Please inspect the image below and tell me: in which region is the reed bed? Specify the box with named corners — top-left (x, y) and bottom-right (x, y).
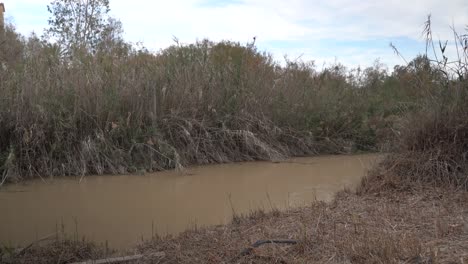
top-left (0, 25), bottom-right (410, 182)
top-left (3, 16), bottom-right (468, 264)
top-left (361, 18), bottom-right (468, 192)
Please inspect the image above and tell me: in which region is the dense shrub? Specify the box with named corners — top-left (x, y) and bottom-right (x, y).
top-left (0, 23), bottom-right (437, 182)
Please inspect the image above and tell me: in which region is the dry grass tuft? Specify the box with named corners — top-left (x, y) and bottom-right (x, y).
top-left (2, 240), bottom-right (106, 264)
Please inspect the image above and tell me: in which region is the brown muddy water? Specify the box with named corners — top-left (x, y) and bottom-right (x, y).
top-left (0, 154), bottom-right (382, 249)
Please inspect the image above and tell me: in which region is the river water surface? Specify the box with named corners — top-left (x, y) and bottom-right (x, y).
top-left (0, 154), bottom-right (382, 248)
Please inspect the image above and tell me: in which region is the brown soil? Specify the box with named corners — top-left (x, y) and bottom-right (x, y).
top-left (7, 186), bottom-right (468, 264)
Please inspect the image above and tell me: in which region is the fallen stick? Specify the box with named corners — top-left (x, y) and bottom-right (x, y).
top-left (70, 252), bottom-right (165, 264)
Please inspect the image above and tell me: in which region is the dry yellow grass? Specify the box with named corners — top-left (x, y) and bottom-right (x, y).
top-left (134, 187), bottom-right (468, 264)
top-left (10, 184), bottom-right (467, 264)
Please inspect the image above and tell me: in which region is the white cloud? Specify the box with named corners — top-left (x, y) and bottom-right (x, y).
top-left (4, 0), bottom-right (468, 68)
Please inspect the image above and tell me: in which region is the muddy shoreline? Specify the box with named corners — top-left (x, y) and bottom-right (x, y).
top-left (1, 154), bottom-right (382, 250)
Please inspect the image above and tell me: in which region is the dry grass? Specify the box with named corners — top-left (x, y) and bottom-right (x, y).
top-left (131, 187), bottom-right (468, 264)
top-left (2, 240), bottom-right (106, 264)
top-left (7, 187), bottom-right (468, 264)
top-left (360, 104), bottom-right (468, 192)
top-left (0, 23), bottom-right (414, 183)
top-left (5, 161), bottom-right (468, 264)
top-left (359, 17), bottom-right (468, 193)
top-left (3, 15), bottom-right (468, 264)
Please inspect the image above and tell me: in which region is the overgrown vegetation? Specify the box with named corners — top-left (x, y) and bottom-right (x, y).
top-left (2, 0), bottom-right (468, 260)
top-left (361, 17), bottom-right (468, 192)
top-left (0, 29), bottom-right (406, 182)
top-left (0, 0), bottom-right (466, 191)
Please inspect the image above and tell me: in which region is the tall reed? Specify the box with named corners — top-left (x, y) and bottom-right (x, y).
top-left (0, 24), bottom-right (424, 182)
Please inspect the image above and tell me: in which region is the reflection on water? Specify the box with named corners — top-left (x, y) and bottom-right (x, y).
top-left (0, 154), bottom-right (382, 248)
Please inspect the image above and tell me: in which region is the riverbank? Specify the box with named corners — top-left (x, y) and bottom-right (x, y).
top-left (0, 154), bottom-right (381, 250)
top-left (0, 23), bottom-right (406, 183)
top-left (5, 180), bottom-right (468, 264)
top-left (2, 13), bottom-right (468, 263)
top-left (141, 186), bottom-right (468, 263)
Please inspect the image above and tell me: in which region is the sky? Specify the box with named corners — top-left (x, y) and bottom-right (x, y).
top-left (3, 0), bottom-right (468, 69)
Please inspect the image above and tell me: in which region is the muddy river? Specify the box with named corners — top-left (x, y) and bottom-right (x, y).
top-left (0, 154), bottom-right (382, 248)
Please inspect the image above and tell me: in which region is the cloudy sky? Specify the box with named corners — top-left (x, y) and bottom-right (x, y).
top-left (3, 0), bottom-right (468, 69)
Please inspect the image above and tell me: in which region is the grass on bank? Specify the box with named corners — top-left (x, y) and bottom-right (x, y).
top-left (361, 18), bottom-right (468, 192)
top-left (4, 16), bottom-right (468, 263)
top-left (6, 187), bottom-right (468, 264)
top-left (0, 21), bottom-right (447, 183)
